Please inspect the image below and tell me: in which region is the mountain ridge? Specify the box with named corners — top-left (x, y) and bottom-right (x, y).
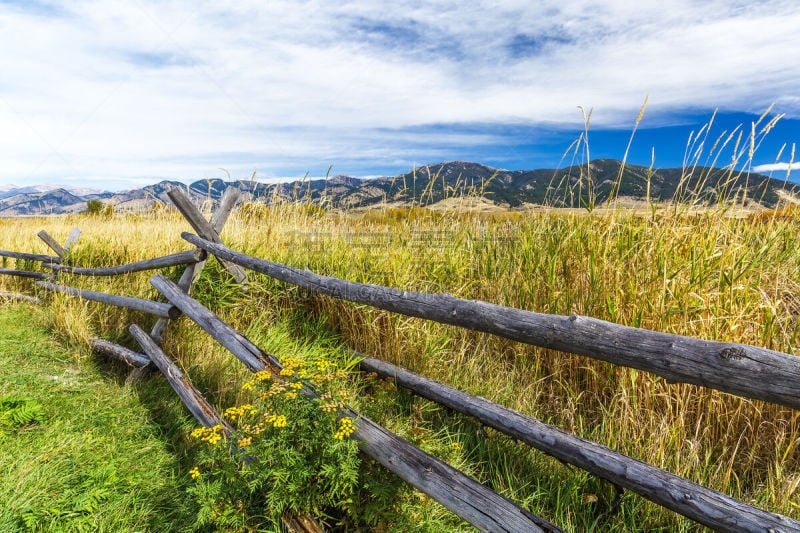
top-left (2, 159), bottom-right (799, 215)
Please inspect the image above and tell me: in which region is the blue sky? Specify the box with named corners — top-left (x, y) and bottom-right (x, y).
top-left (1, 1), bottom-right (799, 191)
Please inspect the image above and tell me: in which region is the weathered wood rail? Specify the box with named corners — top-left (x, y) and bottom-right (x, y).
top-left (358, 356), bottom-right (798, 532)
top-left (44, 249), bottom-right (205, 276)
top-left (91, 337), bottom-right (151, 368)
top-left (36, 229), bottom-right (69, 258)
top-left (0, 249), bottom-right (60, 263)
top-left (0, 291), bottom-right (42, 304)
top-left (36, 281), bottom-right (181, 319)
top-left (0, 268), bottom-right (51, 280)
top-left (182, 232), bottom-right (800, 412)
top-left (129, 323), bottom-right (231, 430)
top-left (4, 185), bottom-right (800, 532)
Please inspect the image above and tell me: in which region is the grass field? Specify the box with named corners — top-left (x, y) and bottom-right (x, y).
top-left (1, 201), bottom-right (799, 531)
top-left (0, 303), bottom-right (196, 531)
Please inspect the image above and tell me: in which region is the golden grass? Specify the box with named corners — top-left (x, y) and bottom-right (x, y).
top-left (2, 202), bottom-right (800, 529)
top-left (233, 203), bottom-right (800, 526)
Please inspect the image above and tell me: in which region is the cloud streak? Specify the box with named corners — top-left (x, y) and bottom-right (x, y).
top-left (0, 0), bottom-right (798, 189)
top-left (753, 162), bottom-right (799, 174)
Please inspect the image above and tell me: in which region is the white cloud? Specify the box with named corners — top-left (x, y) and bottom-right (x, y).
top-left (0, 0), bottom-right (799, 187)
top-left (753, 162), bottom-right (799, 174)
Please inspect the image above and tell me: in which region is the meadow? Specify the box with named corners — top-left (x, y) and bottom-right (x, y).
top-left (1, 197), bottom-right (799, 531)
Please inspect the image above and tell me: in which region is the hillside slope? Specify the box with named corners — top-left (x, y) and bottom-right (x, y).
top-left (2, 159), bottom-right (799, 215)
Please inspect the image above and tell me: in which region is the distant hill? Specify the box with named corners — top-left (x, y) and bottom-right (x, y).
top-left (0, 184), bottom-right (105, 201)
top-left (1, 160), bottom-right (799, 216)
top-left (0, 188), bottom-right (113, 215)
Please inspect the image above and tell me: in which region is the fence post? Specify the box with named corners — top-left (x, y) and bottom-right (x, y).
top-left (150, 186), bottom-right (242, 345)
top-left (64, 227), bottom-right (81, 251)
top-left (167, 188), bottom-right (247, 283)
top-left (37, 230), bottom-right (68, 259)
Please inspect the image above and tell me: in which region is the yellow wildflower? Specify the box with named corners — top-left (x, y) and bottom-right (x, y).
top-left (334, 417), bottom-right (356, 440)
top-left (192, 424), bottom-right (225, 445)
top-left (189, 467), bottom-right (201, 480)
top-left (319, 394), bottom-right (342, 413)
top-left (191, 426), bottom-right (219, 444)
top-left (238, 437), bottom-right (252, 447)
top-left (266, 382), bottom-right (287, 397)
top-left (281, 357), bottom-right (305, 369)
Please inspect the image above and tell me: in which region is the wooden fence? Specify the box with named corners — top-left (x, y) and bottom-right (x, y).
top-left (1, 186), bottom-right (799, 532)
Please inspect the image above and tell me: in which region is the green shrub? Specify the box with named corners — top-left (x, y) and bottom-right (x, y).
top-left (85, 200), bottom-right (113, 217)
top-left (188, 356), bottom-right (360, 530)
top-left (0, 396), bottom-right (44, 431)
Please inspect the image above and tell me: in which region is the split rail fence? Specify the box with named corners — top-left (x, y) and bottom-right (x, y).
top-left (1, 186), bottom-right (799, 532)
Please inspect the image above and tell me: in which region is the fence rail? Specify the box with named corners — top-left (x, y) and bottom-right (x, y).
top-left (0, 249), bottom-right (60, 263)
top-left (0, 268), bottom-right (51, 280)
top-left (182, 232), bottom-right (800, 412)
top-left (44, 249), bottom-right (204, 276)
top-left (3, 185), bottom-right (800, 532)
top-left (36, 281), bottom-right (181, 319)
top-left (90, 337), bottom-right (151, 368)
top-left (358, 356), bottom-right (796, 531)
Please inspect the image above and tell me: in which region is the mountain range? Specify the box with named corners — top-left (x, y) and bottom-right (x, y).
top-left (1, 159), bottom-right (799, 216)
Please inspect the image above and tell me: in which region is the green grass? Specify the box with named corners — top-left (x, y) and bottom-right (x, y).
top-left (0, 303), bottom-right (196, 532)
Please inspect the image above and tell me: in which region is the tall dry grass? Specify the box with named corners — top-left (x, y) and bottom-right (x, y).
top-left (229, 204), bottom-right (800, 526)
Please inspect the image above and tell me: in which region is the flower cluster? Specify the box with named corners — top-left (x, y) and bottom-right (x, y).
top-left (224, 404), bottom-right (258, 421)
top-left (282, 382), bottom-right (302, 400)
top-left (260, 380), bottom-right (287, 399)
top-left (266, 414), bottom-right (288, 428)
top-left (311, 360), bottom-right (344, 386)
top-left (239, 422), bottom-right (265, 436)
top-left (185, 352), bottom-right (362, 530)
top-left (189, 354), bottom-right (357, 485)
top-left (278, 357), bottom-right (309, 379)
top-left (319, 392), bottom-right (343, 413)
top-left (241, 370), bottom-right (273, 391)
top-left (334, 417), bottom-right (356, 440)
top-left (191, 424), bottom-right (225, 445)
